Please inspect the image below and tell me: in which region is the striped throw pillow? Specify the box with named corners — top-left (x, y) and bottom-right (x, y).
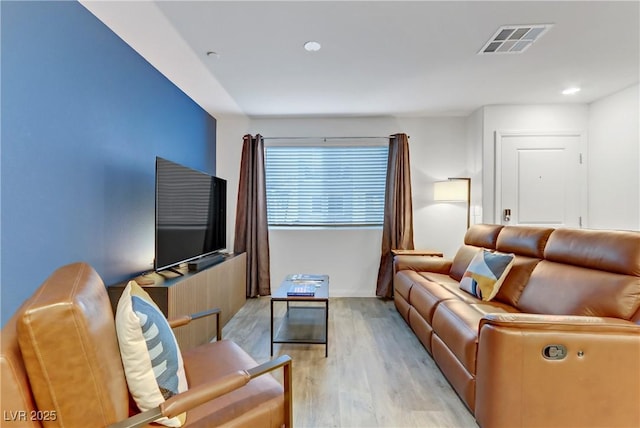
top-left (115, 281), bottom-right (188, 427)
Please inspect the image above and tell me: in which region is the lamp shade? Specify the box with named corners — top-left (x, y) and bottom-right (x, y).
top-left (433, 180), bottom-right (468, 202)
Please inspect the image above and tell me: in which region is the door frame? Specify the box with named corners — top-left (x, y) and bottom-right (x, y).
top-left (494, 130), bottom-right (588, 227)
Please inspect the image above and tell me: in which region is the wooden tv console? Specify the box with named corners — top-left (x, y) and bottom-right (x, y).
top-left (107, 252), bottom-right (246, 351)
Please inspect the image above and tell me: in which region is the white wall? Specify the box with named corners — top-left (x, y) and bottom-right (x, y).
top-left (466, 108), bottom-right (484, 225)
top-left (244, 116), bottom-right (469, 297)
top-left (215, 113), bottom-right (251, 251)
top-left (396, 117), bottom-right (469, 257)
top-left (216, 94), bottom-right (638, 299)
top-left (480, 104), bottom-right (589, 223)
top-left (587, 84), bottom-right (640, 230)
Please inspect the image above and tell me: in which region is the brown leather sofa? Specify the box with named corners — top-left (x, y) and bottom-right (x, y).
top-left (1, 262), bottom-right (292, 427)
top-left (394, 224), bottom-right (640, 428)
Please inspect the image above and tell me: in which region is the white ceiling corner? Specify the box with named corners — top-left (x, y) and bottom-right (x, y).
top-left (79, 0), bottom-right (244, 117)
top-left (81, 1), bottom-right (640, 119)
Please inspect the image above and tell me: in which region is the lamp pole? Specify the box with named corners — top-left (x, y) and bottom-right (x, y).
top-left (449, 177), bottom-right (471, 229)
top-left (433, 177), bottom-right (472, 229)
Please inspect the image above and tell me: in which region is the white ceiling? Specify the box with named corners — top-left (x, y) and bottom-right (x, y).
top-left (82, 1), bottom-right (639, 118)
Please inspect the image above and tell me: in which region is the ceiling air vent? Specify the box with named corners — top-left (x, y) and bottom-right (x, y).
top-left (479, 24), bottom-right (552, 54)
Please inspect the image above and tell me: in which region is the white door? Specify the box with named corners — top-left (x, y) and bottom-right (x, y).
top-left (495, 131), bottom-right (586, 228)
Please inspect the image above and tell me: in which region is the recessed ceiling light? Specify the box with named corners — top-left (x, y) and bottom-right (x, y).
top-left (562, 87), bottom-right (581, 95)
top-left (303, 41), bottom-right (321, 52)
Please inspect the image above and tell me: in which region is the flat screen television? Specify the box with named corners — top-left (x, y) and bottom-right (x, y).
top-left (155, 157), bottom-right (227, 272)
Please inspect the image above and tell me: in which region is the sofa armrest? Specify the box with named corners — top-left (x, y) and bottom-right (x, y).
top-left (480, 312), bottom-right (640, 333)
top-left (169, 307), bottom-right (222, 340)
top-left (393, 255), bottom-right (452, 275)
top-left (108, 355), bottom-right (293, 428)
top-left (475, 313), bottom-right (640, 428)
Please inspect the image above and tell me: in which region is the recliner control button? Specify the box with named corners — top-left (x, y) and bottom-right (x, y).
top-left (542, 344), bottom-right (567, 360)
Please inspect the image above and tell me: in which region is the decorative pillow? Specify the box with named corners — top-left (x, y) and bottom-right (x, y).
top-left (459, 250), bottom-right (515, 301)
top-left (115, 281), bottom-right (188, 427)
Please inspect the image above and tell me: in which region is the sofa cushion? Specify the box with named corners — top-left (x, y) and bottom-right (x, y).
top-left (431, 334), bottom-right (476, 412)
top-left (460, 250), bottom-right (515, 301)
top-left (419, 272), bottom-right (478, 303)
top-left (493, 256), bottom-right (541, 307)
top-left (450, 245), bottom-right (482, 281)
top-left (469, 302), bottom-right (521, 315)
top-left (409, 307), bottom-right (434, 353)
top-left (432, 300), bottom-right (484, 374)
top-left (419, 271), bottom-right (460, 288)
top-left (544, 228), bottom-right (640, 276)
top-left (496, 226), bottom-right (554, 258)
top-left (464, 224), bottom-right (504, 248)
top-left (410, 279), bottom-right (459, 324)
top-left (182, 340), bottom-right (285, 427)
top-left (394, 271), bottom-right (416, 322)
top-left (395, 293), bottom-right (412, 323)
top-left (449, 225), bottom-right (503, 281)
top-left (518, 261), bottom-right (640, 319)
top-left (115, 281), bottom-right (188, 427)
top-left (394, 270), bottom-right (415, 302)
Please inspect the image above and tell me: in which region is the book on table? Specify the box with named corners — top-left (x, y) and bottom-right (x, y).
top-left (287, 284), bottom-right (317, 296)
top-left (286, 274), bottom-right (326, 286)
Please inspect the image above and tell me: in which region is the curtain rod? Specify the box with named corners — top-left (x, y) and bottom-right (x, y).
top-left (261, 136), bottom-right (407, 141)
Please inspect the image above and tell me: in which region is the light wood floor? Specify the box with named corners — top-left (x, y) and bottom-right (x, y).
top-left (222, 297), bottom-right (478, 428)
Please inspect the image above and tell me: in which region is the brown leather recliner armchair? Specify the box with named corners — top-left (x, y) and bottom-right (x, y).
top-left (1, 262), bottom-right (292, 427)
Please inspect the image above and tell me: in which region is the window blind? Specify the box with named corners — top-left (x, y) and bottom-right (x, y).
top-left (265, 145), bottom-right (389, 226)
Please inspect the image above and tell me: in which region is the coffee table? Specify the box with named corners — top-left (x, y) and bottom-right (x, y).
top-left (270, 274), bottom-right (329, 357)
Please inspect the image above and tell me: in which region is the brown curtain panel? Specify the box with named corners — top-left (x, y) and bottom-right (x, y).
top-left (234, 134), bottom-right (271, 297)
top-left (376, 133), bottom-right (415, 298)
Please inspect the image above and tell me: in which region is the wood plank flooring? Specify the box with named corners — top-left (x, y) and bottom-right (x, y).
top-left (221, 297), bottom-right (478, 428)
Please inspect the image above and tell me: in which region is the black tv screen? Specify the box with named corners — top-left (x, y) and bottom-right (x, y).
top-left (155, 157), bottom-right (226, 271)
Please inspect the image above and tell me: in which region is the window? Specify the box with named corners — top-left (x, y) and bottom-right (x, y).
top-left (265, 145), bottom-right (389, 227)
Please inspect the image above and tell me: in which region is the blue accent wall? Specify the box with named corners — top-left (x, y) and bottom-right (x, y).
top-left (1, 1), bottom-right (217, 324)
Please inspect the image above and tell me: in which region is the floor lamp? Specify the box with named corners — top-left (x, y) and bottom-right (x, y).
top-left (433, 177), bottom-right (471, 229)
